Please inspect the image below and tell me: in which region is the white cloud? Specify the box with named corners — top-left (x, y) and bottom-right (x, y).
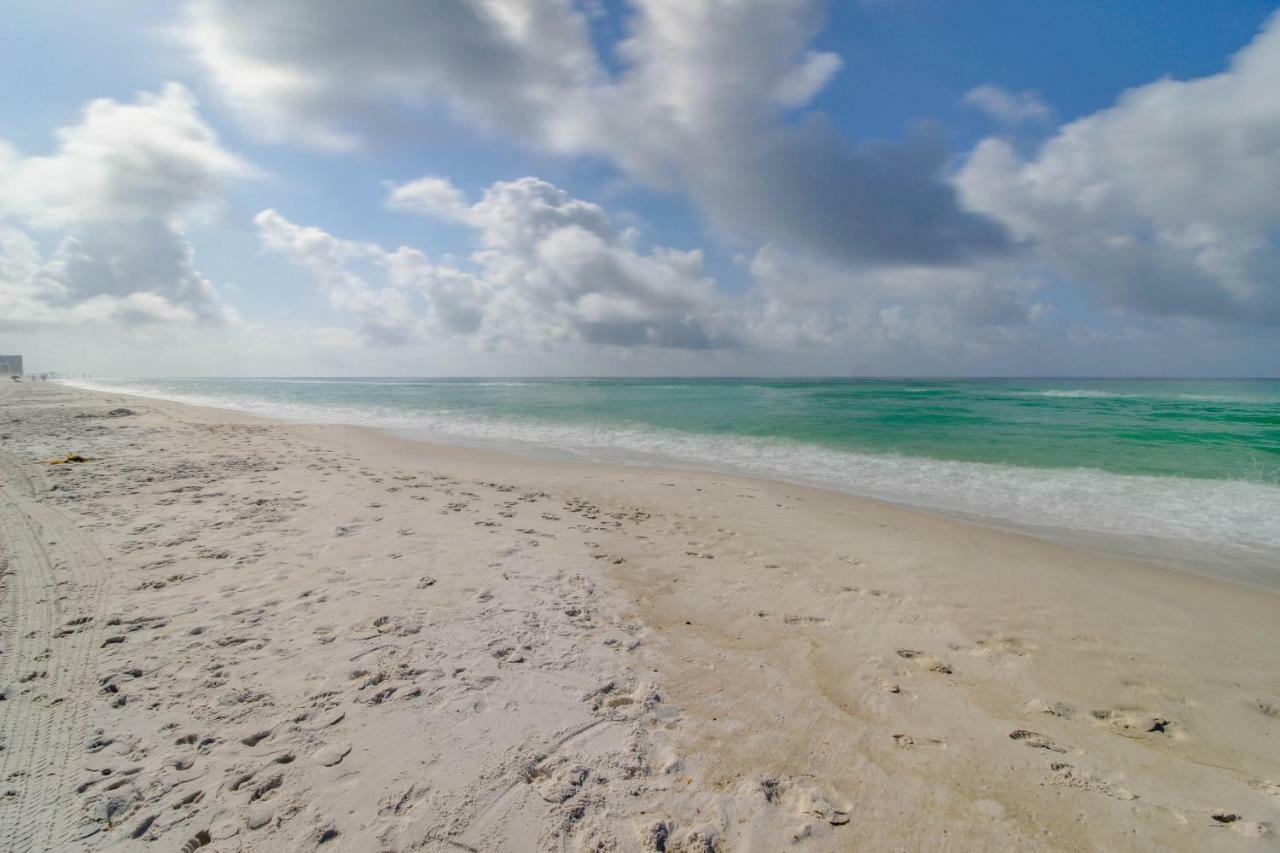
top-left (0, 226), bottom-right (232, 330)
top-left (0, 83), bottom-right (250, 228)
top-left (455, 177), bottom-right (615, 253)
top-left (265, 172), bottom-right (1057, 364)
top-left (180, 0), bottom-right (1010, 266)
top-left (258, 176), bottom-right (731, 350)
top-left (771, 50), bottom-right (844, 108)
top-left (962, 85), bottom-right (1051, 124)
top-left (0, 227), bottom-right (66, 328)
top-left (743, 244), bottom-right (1047, 356)
top-left (0, 84), bottom-right (250, 328)
top-left (957, 13), bottom-right (1280, 324)
top-left (386, 176), bottom-right (471, 221)
top-left (255, 209), bottom-right (426, 345)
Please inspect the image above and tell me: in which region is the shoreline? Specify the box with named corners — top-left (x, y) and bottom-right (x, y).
top-left (56, 380), bottom-right (1279, 591)
top-left (1, 383), bottom-right (1277, 850)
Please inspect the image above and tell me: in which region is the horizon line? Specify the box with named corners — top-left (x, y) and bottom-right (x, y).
top-left (56, 374), bottom-right (1280, 382)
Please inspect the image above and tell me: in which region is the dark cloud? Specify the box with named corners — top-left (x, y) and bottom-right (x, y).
top-left (701, 118), bottom-right (1010, 264)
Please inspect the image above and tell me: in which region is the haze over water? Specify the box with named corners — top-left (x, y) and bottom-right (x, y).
top-left (71, 377), bottom-right (1280, 586)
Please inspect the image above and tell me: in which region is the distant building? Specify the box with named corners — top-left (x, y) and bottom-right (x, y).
top-left (0, 355), bottom-right (23, 377)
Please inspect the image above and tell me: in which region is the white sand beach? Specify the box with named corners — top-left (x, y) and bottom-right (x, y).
top-left (1, 381), bottom-right (1277, 852)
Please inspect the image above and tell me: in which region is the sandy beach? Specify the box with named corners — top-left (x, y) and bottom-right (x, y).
top-left (0, 381), bottom-right (1276, 852)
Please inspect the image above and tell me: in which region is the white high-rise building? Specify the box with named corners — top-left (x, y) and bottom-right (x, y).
top-left (0, 355), bottom-right (23, 376)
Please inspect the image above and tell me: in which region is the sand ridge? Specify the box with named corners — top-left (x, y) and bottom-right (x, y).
top-left (0, 382), bottom-right (1277, 851)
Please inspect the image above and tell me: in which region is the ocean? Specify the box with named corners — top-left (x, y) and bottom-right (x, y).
top-left (65, 377), bottom-right (1280, 586)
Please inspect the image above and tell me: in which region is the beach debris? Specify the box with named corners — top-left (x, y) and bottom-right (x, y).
top-left (45, 452), bottom-right (90, 464)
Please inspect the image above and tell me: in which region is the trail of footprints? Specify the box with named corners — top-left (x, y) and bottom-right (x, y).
top-left (879, 634), bottom-right (1271, 835)
top-left (0, 394), bottom-right (687, 849)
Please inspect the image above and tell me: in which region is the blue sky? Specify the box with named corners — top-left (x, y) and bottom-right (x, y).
top-left (1, 1), bottom-right (1278, 376)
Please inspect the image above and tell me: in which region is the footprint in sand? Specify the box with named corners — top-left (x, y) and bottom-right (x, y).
top-left (1211, 810), bottom-right (1270, 838)
top-left (179, 829), bottom-right (212, 852)
top-left (746, 778), bottom-right (853, 829)
top-left (246, 801), bottom-right (275, 830)
top-left (896, 649), bottom-right (952, 674)
top-left (1008, 729), bottom-right (1067, 753)
top-left (313, 740), bottom-right (352, 767)
top-left (172, 789), bottom-right (205, 809)
top-left (249, 773), bottom-right (283, 802)
top-left (1091, 708), bottom-right (1172, 736)
top-left (969, 635), bottom-right (1037, 660)
top-left (1024, 698), bottom-right (1077, 719)
top-left (241, 729), bottom-right (272, 747)
top-left (782, 614), bottom-right (828, 626)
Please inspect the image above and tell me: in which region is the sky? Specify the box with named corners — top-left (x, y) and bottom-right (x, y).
top-left (1, 0), bottom-right (1278, 377)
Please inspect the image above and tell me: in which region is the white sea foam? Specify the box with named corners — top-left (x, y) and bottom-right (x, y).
top-left (64, 378), bottom-right (1280, 585)
top-left (1022, 389), bottom-right (1274, 404)
top-left (1019, 389), bottom-right (1125, 398)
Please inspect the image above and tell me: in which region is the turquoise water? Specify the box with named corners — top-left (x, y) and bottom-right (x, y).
top-left (69, 377), bottom-right (1280, 583)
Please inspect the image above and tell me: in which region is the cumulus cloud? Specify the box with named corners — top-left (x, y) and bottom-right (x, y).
top-left (0, 83), bottom-right (250, 328)
top-left (743, 244), bottom-right (1047, 356)
top-left (258, 176), bottom-right (732, 350)
top-left (264, 172), bottom-right (1047, 362)
top-left (962, 85), bottom-right (1051, 124)
top-left (957, 13), bottom-right (1280, 324)
top-left (0, 228), bottom-right (67, 328)
top-left (181, 0), bottom-right (1010, 266)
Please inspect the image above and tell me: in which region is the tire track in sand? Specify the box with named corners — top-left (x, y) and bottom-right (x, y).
top-left (0, 439), bottom-right (110, 851)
